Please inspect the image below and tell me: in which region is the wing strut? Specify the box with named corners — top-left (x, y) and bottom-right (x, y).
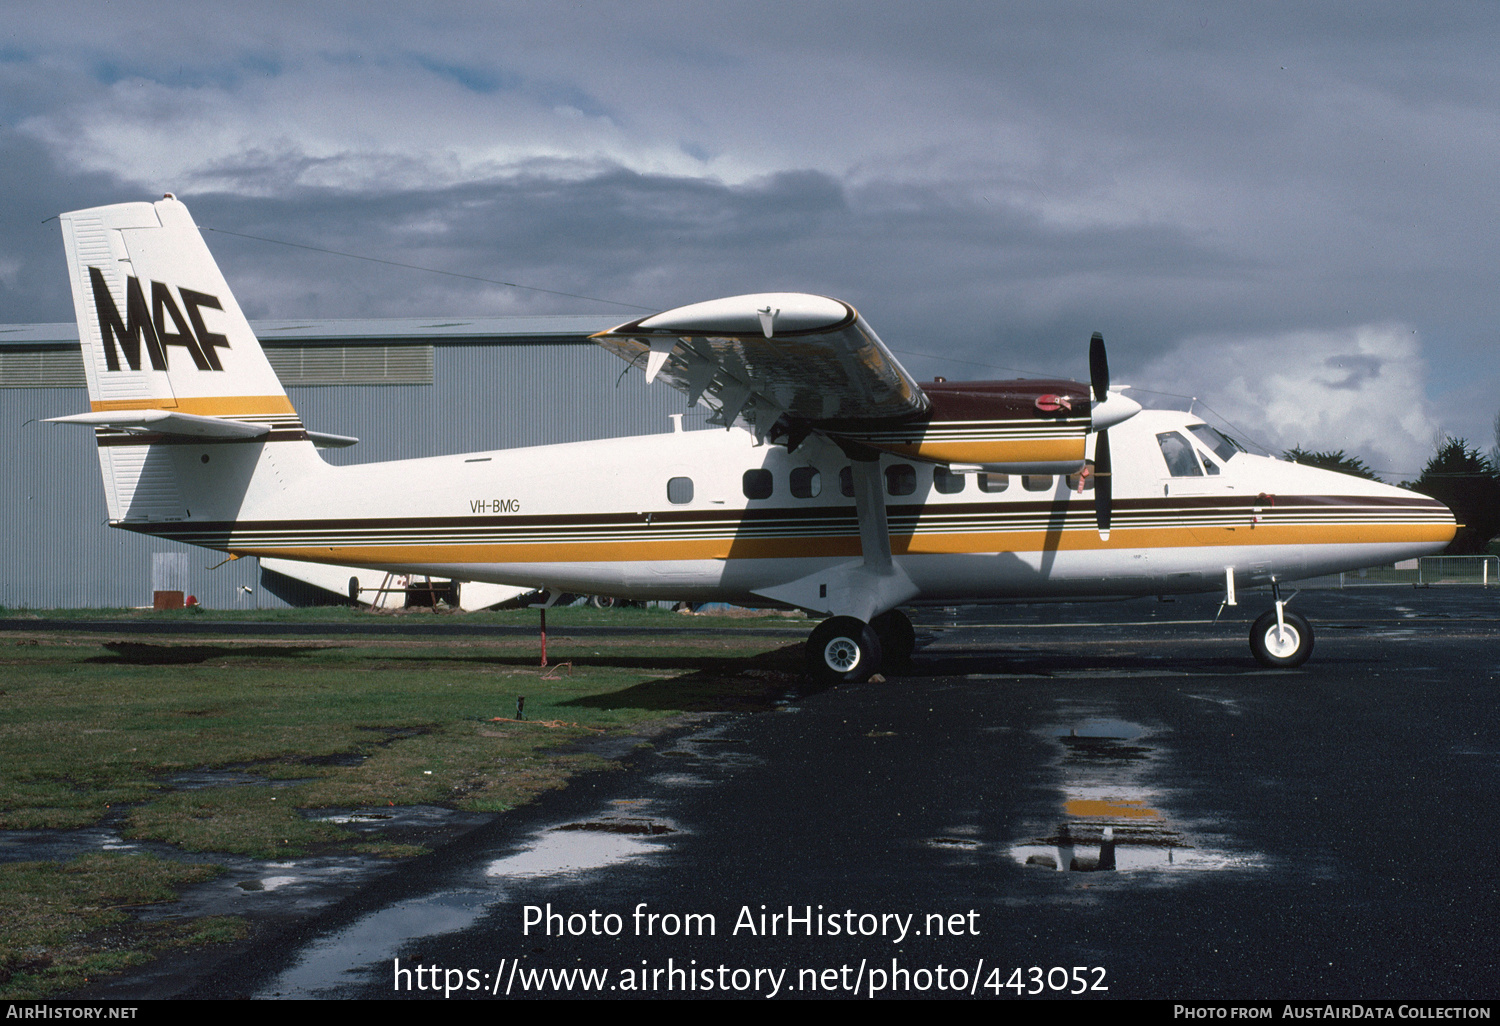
top-left (751, 455), bottom-right (918, 621)
top-left (849, 458), bottom-right (892, 575)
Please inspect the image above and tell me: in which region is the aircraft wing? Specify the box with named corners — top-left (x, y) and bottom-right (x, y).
top-left (593, 293), bottom-right (929, 437)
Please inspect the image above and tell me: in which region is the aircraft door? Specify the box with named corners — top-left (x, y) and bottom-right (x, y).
top-left (1154, 430), bottom-right (1214, 498)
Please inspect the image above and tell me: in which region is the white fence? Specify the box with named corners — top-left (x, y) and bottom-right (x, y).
top-left (1302, 555), bottom-right (1499, 588)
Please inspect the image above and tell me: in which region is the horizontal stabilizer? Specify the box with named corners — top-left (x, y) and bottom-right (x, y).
top-left (46, 413), bottom-right (356, 447)
top-left (45, 410), bottom-right (270, 439)
top-left (306, 430), bottom-right (359, 449)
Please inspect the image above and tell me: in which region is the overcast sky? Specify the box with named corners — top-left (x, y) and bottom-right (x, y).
top-left (4, 1), bottom-right (1497, 475)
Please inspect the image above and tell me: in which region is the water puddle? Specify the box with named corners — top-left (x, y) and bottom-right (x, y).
top-left (648, 772), bottom-right (712, 787)
top-left (928, 837), bottom-right (982, 851)
top-left (261, 806), bottom-right (679, 997)
top-left (648, 728), bottom-right (764, 786)
top-left (236, 875), bottom-right (300, 892)
top-left (484, 803), bottom-right (677, 880)
top-left (256, 891), bottom-right (489, 998)
top-left (134, 854), bottom-right (401, 929)
top-left (312, 812), bottom-right (394, 825)
top-left (1010, 713), bottom-right (1262, 875)
top-left (484, 830), bottom-right (659, 879)
top-left (0, 824), bottom-right (144, 864)
top-left (302, 804), bottom-right (491, 842)
top-left (166, 770), bottom-right (279, 790)
top-left (556, 819), bottom-right (674, 835)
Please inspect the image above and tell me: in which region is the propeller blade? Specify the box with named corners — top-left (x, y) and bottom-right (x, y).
top-left (1089, 331), bottom-right (1108, 403)
top-left (1094, 429), bottom-right (1112, 541)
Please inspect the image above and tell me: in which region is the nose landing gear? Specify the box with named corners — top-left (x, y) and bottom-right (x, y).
top-left (1250, 609), bottom-right (1314, 667)
top-left (1248, 580), bottom-right (1314, 668)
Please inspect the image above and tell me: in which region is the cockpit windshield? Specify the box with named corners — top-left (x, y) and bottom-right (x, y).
top-left (1186, 423), bottom-right (1243, 463)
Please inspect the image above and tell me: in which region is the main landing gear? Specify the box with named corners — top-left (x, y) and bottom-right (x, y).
top-left (804, 608), bottom-right (915, 683)
top-left (1247, 581), bottom-right (1315, 668)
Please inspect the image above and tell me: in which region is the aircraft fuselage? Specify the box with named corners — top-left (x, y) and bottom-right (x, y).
top-left (118, 408), bottom-right (1454, 608)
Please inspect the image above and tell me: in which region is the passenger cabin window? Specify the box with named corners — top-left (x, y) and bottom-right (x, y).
top-left (1022, 474), bottom-right (1053, 492)
top-left (933, 466), bottom-right (966, 494)
top-left (667, 476), bottom-right (694, 504)
top-left (1156, 432), bottom-right (1204, 477)
top-left (790, 466), bottom-right (821, 499)
top-left (886, 464), bottom-right (917, 496)
top-left (978, 473), bottom-right (1009, 493)
top-left (742, 468), bottom-right (773, 500)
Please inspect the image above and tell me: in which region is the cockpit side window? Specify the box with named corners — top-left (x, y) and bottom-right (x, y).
top-left (1186, 423), bottom-right (1242, 463)
top-left (1156, 431), bottom-right (1204, 477)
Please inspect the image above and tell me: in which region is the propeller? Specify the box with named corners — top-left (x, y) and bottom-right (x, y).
top-left (1090, 332), bottom-right (1113, 541)
top-left (1093, 422), bottom-right (1112, 541)
top-left (1089, 331), bottom-right (1109, 402)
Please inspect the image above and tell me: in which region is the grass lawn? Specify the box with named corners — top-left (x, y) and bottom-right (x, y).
top-left (0, 610), bottom-right (805, 998)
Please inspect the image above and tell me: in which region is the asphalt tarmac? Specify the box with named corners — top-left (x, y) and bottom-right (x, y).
top-left (102, 587), bottom-right (1500, 999)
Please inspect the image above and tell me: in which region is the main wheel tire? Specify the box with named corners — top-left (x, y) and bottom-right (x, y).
top-left (805, 616), bottom-right (883, 684)
top-left (1249, 609), bottom-right (1314, 668)
top-left (870, 608), bottom-right (916, 666)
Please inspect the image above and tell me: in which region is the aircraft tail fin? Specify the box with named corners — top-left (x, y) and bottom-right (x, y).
top-left (53, 195), bottom-right (320, 526)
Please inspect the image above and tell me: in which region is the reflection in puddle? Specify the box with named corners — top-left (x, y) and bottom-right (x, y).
top-left (1065, 718), bottom-right (1142, 739)
top-left (1063, 797), bottom-right (1159, 819)
top-left (485, 818), bottom-right (673, 879)
top-left (1010, 715), bottom-right (1262, 875)
top-left (313, 813), bottom-right (393, 825)
top-left (928, 837), bottom-right (982, 851)
top-left (237, 875), bottom-right (300, 892)
top-left (261, 814), bottom-right (676, 997)
top-left (1013, 837), bottom-right (1254, 872)
top-left (257, 892), bottom-right (487, 998)
top-left (649, 773), bottom-right (711, 787)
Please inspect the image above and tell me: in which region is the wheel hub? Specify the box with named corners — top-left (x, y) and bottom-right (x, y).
top-left (1264, 625), bottom-right (1300, 658)
top-left (823, 637), bottom-right (861, 673)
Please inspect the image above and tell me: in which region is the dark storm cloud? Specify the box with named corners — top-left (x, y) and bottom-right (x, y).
top-left (0, 133), bottom-right (148, 321)
top-left (161, 162), bottom-right (1238, 392)
top-left (5, 1), bottom-right (1498, 464)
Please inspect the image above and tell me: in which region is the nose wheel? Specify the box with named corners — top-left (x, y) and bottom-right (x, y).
top-left (1249, 609), bottom-right (1314, 668)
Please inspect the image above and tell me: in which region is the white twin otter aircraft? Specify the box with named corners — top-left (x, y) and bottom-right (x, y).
top-left (51, 196), bottom-right (1454, 681)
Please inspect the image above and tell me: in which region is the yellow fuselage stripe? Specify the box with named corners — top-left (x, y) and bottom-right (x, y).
top-left (90, 395), bottom-right (298, 415)
top-left (241, 521), bottom-right (1454, 565)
